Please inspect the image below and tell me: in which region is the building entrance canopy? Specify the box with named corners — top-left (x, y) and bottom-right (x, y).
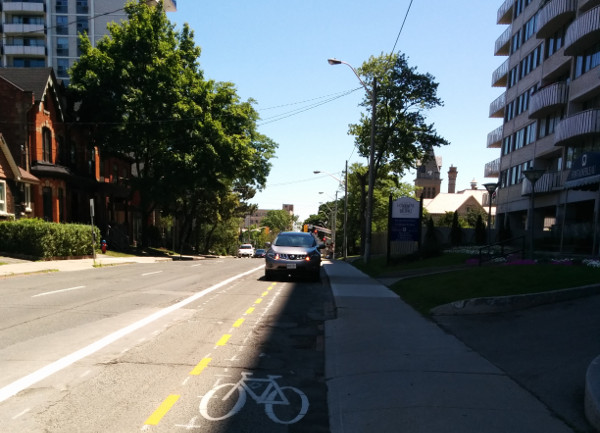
top-left (565, 152), bottom-right (600, 190)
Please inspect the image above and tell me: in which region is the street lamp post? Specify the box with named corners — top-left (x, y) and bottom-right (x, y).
top-left (314, 167), bottom-right (347, 260)
top-left (482, 182), bottom-right (499, 246)
top-left (523, 168), bottom-right (545, 259)
top-left (328, 58), bottom-right (376, 264)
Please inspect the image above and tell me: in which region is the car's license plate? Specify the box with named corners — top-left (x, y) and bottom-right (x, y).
top-left (286, 263), bottom-right (296, 269)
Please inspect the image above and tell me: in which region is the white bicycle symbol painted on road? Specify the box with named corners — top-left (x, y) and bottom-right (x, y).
top-left (199, 372), bottom-right (309, 424)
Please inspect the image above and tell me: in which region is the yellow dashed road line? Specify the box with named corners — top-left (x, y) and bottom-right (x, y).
top-left (144, 394), bottom-right (180, 425)
top-left (143, 283), bottom-right (278, 427)
top-left (189, 357), bottom-right (211, 375)
top-left (216, 334), bottom-right (231, 346)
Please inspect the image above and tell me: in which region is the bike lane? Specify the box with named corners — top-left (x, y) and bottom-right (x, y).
top-left (138, 274), bottom-right (330, 432)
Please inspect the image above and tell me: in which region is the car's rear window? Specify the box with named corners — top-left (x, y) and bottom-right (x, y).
top-left (274, 235), bottom-right (315, 247)
top-left (240, 245), bottom-right (252, 249)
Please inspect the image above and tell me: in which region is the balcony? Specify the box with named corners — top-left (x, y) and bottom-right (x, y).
top-left (497, 0), bottom-right (513, 24)
top-left (495, 26), bottom-right (512, 56)
top-left (2, 2), bottom-right (44, 13)
top-left (487, 125), bottom-right (503, 148)
top-left (521, 171), bottom-right (567, 194)
top-left (491, 58), bottom-right (509, 87)
top-left (485, 158), bottom-right (500, 178)
top-left (489, 92), bottom-right (506, 118)
top-left (2, 23), bottom-right (45, 35)
top-left (580, 0), bottom-right (600, 12)
top-left (536, 0), bottom-right (577, 39)
top-left (555, 109), bottom-right (600, 146)
top-left (528, 82), bottom-right (569, 118)
top-left (564, 5), bottom-right (600, 55)
top-left (3, 45), bottom-right (45, 56)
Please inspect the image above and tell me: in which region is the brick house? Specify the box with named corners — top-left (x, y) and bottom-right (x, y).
top-left (0, 68), bottom-right (135, 247)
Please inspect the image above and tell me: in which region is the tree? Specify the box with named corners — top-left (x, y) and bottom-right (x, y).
top-left (69, 1), bottom-right (276, 248)
top-left (261, 210), bottom-right (294, 234)
top-left (450, 212), bottom-right (463, 246)
top-left (475, 214), bottom-right (486, 245)
top-left (348, 52), bottom-right (449, 253)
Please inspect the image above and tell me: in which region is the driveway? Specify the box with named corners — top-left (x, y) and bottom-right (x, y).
top-left (434, 294), bottom-right (600, 433)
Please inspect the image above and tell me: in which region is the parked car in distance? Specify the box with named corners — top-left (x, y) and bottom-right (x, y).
top-left (254, 248), bottom-right (266, 258)
top-left (264, 231), bottom-right (325, 281)
top-left (237, 244), bottom-right (254, 258)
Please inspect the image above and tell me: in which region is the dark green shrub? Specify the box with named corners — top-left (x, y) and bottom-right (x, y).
top-left (475, 214), bottom-right (486, 245)
top-left (0, 219), bottom-right (99, 258)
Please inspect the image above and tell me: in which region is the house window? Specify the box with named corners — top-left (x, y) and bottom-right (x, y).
top-left (42, 187), bottom-right (53, 221)
top-left (0, 181), bottom-right (6, 213)
top-left (42, 128), bottom-right (52, 162)
top-left (24, 184), bottom-right (32, 212)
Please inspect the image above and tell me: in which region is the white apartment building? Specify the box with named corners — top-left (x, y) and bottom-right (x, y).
top-left (0, 0), bottom-right (176, 83)
top-left (489, 0), bottom-right (600, 253)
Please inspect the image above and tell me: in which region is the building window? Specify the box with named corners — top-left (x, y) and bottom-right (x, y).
top-left (575, 43), bottom-right (600, 79)
top-left (42, 187), bottom-right (52, 222)
top-left (58, 188), bottom-right (65, 222)
top-left (546, 27), bottom-right (566, 58)
top-left (76, 16), bottom-right (89, 35)
top-left (0, 181), bottom-right (6, 213)
top-left (523, 15), bottom-right (536, 42)
top-left (12, 58), bottom-right (45, 67)
top-left (56, 37), bottom-right (69, 56)
top-left (76, 0), bottom-right (89, 14)
top-left (56, 16), bottom-right (68, 35)
top-left (57, 59), bottom-right (69, 77)
top-left (42, 128), bottom-right (52, 162)
top-left (56, 0), bottom-right (67, 13)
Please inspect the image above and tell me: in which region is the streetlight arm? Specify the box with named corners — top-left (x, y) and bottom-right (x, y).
top-left (314, 170), bottom-right (344, 186)
top-left (327, 58), bottom-right (372, 98)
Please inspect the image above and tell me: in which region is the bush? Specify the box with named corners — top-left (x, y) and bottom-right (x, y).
top-left (0, 219), bottom-right (99, 259)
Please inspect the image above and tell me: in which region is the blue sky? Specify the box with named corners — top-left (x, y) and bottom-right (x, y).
top-left (170, 1), bottom-right (504, 222)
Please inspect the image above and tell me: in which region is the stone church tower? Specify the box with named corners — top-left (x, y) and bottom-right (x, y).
top-left (414, 150), bottom-right (442, 199)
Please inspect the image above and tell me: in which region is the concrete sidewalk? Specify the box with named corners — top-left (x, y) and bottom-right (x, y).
top-left (322, 259), bottom-right (574, 433)
top-left (0, 255), bottom-right (170, 277)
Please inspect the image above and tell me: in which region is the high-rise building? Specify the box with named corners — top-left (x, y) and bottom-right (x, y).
top-left (489, 0), bottom-right (600, 253)
top-left (0, 0), bottom-right (176, 83)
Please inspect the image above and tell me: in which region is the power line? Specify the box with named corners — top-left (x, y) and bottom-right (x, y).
top-left (390, 0), bottom-right (414, 55)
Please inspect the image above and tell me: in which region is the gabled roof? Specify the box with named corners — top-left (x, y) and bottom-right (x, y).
top-left (423, 189), bottom-right (493, 215)
top-left (0, 133), bottom-right (39, 184)
top-left (0, 68), bottom-right (64, 121)
top-left (0, 67), bottom-right (55, 101)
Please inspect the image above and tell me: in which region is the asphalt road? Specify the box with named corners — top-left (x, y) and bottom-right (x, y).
top-left (434, 294), bottom-right (600, 433)
top-left (0, 257), bottom-right (333, 432)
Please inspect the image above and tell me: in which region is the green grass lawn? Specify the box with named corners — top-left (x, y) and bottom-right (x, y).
top-left (351, 253), bottom-right (600, 316)
top-left (391, 264), bottom-right (600, 316)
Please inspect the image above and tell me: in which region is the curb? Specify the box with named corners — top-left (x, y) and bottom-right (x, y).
top-left (585, 355), bottom-right (600, 432)
top-left (429, 283), bottom-right (600, 316)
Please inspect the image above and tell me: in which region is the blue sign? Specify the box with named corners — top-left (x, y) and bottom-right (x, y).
top-left (390, 197), bottom-right (420, 242)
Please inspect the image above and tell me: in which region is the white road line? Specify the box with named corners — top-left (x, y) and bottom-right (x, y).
top-left (0, 265), bottom-right (264, 404)
top-left (141, 271), bottom-right (163, 276)
top-left (32, 286), bottom-right (85, 298)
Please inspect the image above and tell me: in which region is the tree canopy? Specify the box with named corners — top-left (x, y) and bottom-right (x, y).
top-left (68, 0), bottom-right (277, 249)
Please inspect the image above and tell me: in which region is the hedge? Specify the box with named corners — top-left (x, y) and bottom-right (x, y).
top-left (0, 219), bottom-right (100, 259)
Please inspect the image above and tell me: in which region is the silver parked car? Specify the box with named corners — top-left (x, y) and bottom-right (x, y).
top-left (264, 231), bottom-right (325, 281)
